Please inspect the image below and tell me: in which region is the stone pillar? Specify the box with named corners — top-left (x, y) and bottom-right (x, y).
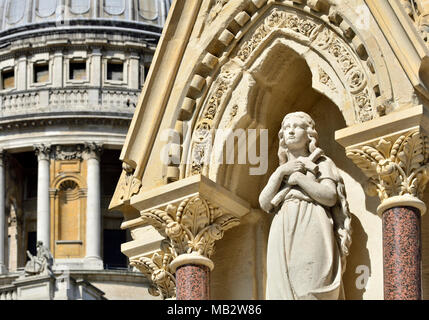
top-left (344, 127), bottom-right (428, 300)
top-left (16, 55), bottom-right (27, 91)
top-left (83, 142), bottom-right (103, 269)
top-left (127, 175), bottom-right (250, 300)
top-left (129, 53), bottom-right (140, 90)
top-left (89, 48), bottom-right (102, 106)
top-left (34, 145), bottom-right (51, 250)
top-left (0, 151), bottom-right (6, 274)
top-left (52, 50), bottom-right (63, 87)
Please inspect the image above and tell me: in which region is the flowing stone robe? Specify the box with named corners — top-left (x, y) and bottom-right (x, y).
top-left (265, 155), bottom-right (344, 300)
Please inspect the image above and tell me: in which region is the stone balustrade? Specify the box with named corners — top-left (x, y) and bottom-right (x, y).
top-left (0, 286), bottom-right (17, 300)
top-left (0, 88), bottom-right (140, 118)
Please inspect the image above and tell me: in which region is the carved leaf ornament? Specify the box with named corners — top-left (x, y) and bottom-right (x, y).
top-left (346, 130), bottom-right (429, 201)
top-left (141, 196), bottom-right (240, 258)
top-left (130, 241), bottom-right (176, 299)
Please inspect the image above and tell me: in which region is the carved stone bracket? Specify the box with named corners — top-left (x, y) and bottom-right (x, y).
top-left (118, 163), bottom-right (142, 202)
top-left (336, 105), bottom-right (429, 214)
top-left (121, 175), bottom-right (250, 299)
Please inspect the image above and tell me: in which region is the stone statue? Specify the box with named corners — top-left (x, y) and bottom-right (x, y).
top-left (259, 112), bottom-right (352, 300)
top-left (24, 241), bottom-right (54, 276)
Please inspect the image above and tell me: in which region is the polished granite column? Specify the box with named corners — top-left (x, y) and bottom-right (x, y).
top-left (175, 264), bottom-right (210, 300)
top-left (382, 206), bottom-right (422, 300)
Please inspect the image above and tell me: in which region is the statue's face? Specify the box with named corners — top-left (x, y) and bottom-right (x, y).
top-left (282, 116), bottom-right (309, 151)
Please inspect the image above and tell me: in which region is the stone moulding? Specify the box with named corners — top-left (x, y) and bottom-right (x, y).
top-left (336, 105), bottom-right (429, 214)
top-left (121, 174), bottom-right (250, 299)
top-left (365, 0), bottom-right (429, 99)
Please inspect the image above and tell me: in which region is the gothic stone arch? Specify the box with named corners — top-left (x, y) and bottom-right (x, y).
top-left (177, 3), bottom-right (386, 187)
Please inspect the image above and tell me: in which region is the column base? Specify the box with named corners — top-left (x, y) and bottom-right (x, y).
top-left (170, 253), bottom-right (214, 273)
top-left (83, 257), bottom-right (104, 270)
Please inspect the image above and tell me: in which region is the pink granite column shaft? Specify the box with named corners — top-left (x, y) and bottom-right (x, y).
top-left (176, 264), bottom-right (210, 300)
top-left (383, 206), bottom-right (422, 300)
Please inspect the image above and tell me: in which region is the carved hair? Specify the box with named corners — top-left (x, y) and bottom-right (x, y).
top-left (278, 111), bottom-right (318, 165)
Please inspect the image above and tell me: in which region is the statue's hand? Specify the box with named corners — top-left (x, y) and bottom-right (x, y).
top-left (297, 157), bottom-right (318, 175)
top-left (278, 160), bottom-right (305, 177)
top-left (288, 171), bottom-right (305, 186)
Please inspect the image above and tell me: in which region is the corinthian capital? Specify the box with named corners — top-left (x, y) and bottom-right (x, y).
top-left (34, 144), bottom-right (51, 161)
top-left (121, 175), bottom-right (250, 299)
top-left (83, 142), bottom-right (103, 160)
top-left (142, 196), bottom-right (240, 259)
top-left (346, 129), bottom-right (429, 212)
top-left (130, 241), bottom-right (176, 299)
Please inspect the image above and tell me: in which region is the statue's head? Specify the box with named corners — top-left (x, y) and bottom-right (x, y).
top-left (36, 241), bottom-right (43, 247)
top-left (278, 112), bottom-right (318, 164)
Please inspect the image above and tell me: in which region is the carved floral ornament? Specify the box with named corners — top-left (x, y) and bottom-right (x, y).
top-left (130, 241), bottom-right (176, 299)
top-left (130, 196), bottom-right (240, 299)
top-left (235, 8), bottom-right (375, 122)
top-left (346, 129), bottom-right (429, 203)
top-left (118, 162), bottom-right (142, 202)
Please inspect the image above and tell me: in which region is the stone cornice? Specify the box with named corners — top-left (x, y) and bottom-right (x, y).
top-left (0, 115), bottom-right (131, 132)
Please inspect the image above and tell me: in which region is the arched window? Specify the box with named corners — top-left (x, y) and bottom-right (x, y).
top-left (70, 0), bottom-right (90, 15)
top-left (139, 0), bottom-right (158, 20)
top-left (6, 0), bottom-right (25, 24)
top-left (36, 0), bottom-right (57, 17)
top-left (104, 0), bottom-right (125, 15)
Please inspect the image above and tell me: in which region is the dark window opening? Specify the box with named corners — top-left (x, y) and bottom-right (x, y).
top-left (107, 61), bottom-right (123, 81)
top-left (25, 172), bottom-right (38, 199)
top-left (2, 69), bottom-right (14, 89)
top-left (69, 60), bottom-right (87, 80)
top-left (26, 231), bottom-right (37, 261)
top-left (143, 64), bottom-right (151, 81)
top-left (34, 63), bottom-right (49, 83)
top-left (103, 229), bottom-right (127, 269)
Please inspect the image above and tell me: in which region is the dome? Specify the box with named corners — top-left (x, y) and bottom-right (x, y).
top-left (0, 0), bottom-right (171, 41)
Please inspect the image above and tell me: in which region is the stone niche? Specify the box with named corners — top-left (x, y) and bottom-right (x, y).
top-left (202, 38), bottom-right (381, 300)
top-left (50, 154), bottom-right (88, 260)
